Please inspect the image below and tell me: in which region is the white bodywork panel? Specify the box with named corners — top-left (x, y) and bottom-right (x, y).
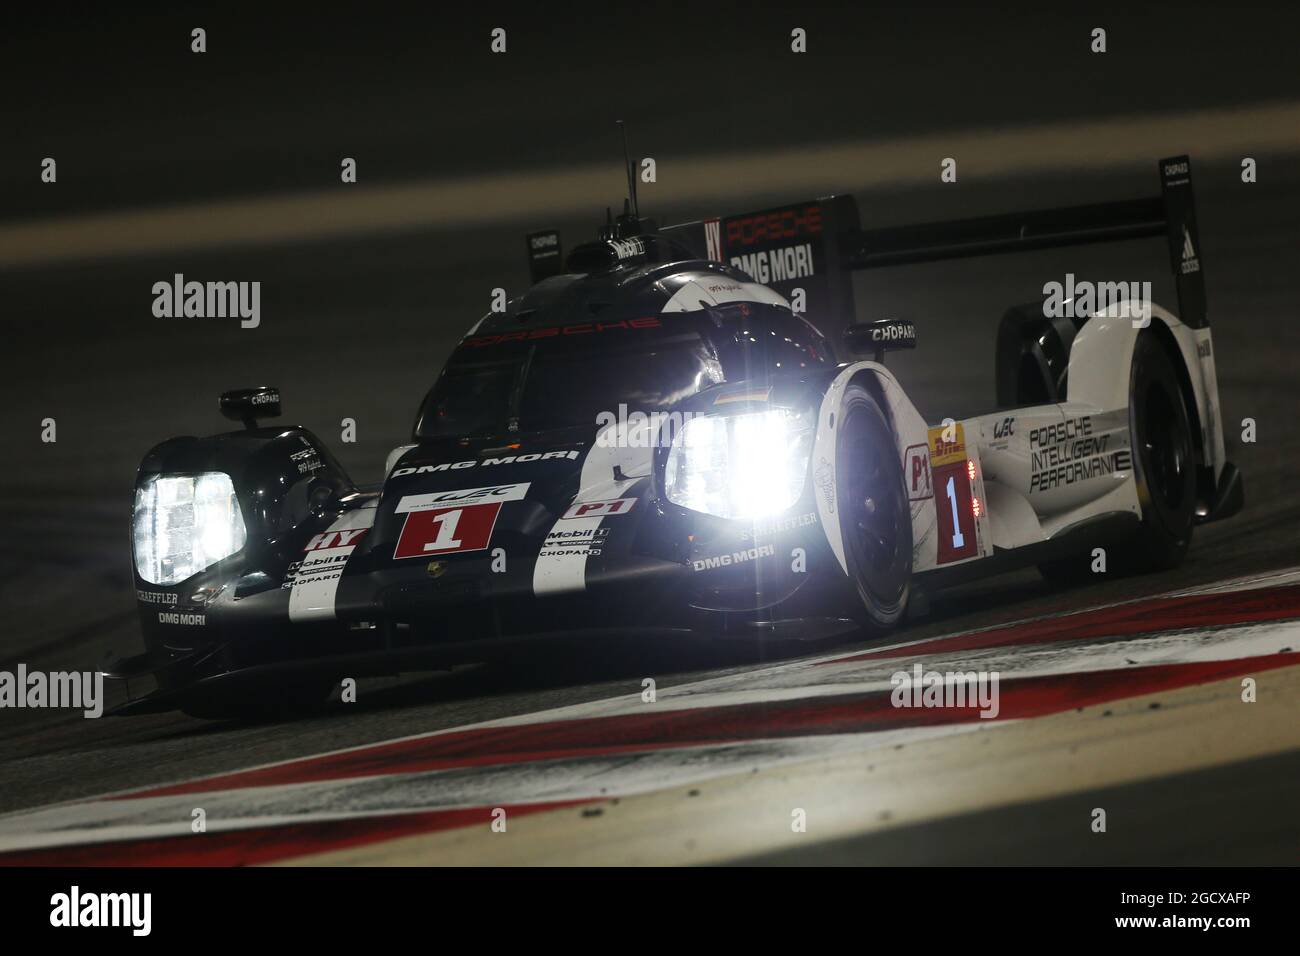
top-left (1069, 302), bottom-right (1225, 479)
top-left (659, 274), bottom-right (790, 313)
top-left (814, 299), bottom-right (1225, 581)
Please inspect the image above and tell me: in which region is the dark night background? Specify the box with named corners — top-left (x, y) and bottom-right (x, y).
top-left (1, 3), bottom-right (1298, 852)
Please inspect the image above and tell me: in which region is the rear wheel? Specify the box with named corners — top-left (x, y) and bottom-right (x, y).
top-left (1128, 333), bottom-right (1197, 569)
top-left (836, 384), bottom-right (911, 629)
top-left (1038, 333), bottom-right (1196, 585)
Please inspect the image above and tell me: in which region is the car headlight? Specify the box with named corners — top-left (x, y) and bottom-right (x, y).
top-left (133, 473), bottom-right (247, 586)
top-left (664, 408), bottom-right (814, 519)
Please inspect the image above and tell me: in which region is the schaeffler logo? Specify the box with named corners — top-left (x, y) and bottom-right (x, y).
top-left (0, 665), bottom-right (103, 718)
top-left (152, 273), bottom-right (261, 328)
top-left (50, 886), bottom-right (151, 936)
top-left (1042, 274), bottom-right (1151, 327)
top-left (595, 404), bottom-right (701, 448)
top-left (890, 664), bottom-right (1000, 718)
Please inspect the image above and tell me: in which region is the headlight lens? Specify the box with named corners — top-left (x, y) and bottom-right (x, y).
top-left (664, 408), bottom-right (813, 519)
top-left (133, 473), bottom-right (247, 586)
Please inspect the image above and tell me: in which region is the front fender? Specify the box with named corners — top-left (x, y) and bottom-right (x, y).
top-left (131, 426), bottom-right (358, 657)
top-left (811, 362), bottom-right (932, 577)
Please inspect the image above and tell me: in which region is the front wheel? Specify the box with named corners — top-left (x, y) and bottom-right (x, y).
top-left (835, 384), bottom-right (911, 630)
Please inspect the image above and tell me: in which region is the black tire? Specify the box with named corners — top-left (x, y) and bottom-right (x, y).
top-left (835, 384), bottom-right (911, 629)
top-left (179, 677), bottom-right (338, 721)
top-left (1128, 333), bottom-right (1197, 569)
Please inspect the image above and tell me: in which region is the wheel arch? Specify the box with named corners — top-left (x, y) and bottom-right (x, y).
top-left (1066, 304), bottom-right (1207, 471)
top-left (811, 362), bottom-right (929, 578)
top-left (1144, 318), bottom-right (1207, 471)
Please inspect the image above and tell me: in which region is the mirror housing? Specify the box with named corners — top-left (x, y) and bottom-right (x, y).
top-left (220, 386), bottom-right (282, 429)
top-left (843, 319), bottom-right (917, 361)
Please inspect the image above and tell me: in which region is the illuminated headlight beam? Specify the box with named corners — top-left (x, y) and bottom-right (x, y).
top-left (664, 409), bottom-right (813, 520)
top-left (133, 473), bottom-right (247, 586)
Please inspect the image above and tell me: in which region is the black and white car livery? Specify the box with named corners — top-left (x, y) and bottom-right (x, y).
top-left (115, 155), bottom-right (1242, 716)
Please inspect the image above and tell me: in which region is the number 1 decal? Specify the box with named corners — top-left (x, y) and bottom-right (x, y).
top-left (945, 476), bottom-right (965, 549)
top-left (424, 508), bottom-right (464, 552)
top-left (391, 484), bottom-right (531, 561)
top-left (394, 502), bottom-right (501, 559)
top-left (927, 423), bottom-right (978, 564)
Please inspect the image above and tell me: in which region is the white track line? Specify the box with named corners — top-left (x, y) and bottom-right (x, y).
top-left (9, 565), bottom-right (1296, 820)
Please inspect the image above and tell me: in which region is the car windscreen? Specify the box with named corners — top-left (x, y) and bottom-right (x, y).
top-left (414, 303), bottom-right (832, 440)
top-left (418, 359), bottom-right (519, 439)
top-left (712, 303), bottom-right (835, 377)
top-left (517, 333), bottom-right (719, 432)
top-left (416, 331), bottom-right (720, 439)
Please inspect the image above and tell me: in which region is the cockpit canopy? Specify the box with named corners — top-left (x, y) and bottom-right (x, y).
top-left (414, 300), bottom-right (833, 441)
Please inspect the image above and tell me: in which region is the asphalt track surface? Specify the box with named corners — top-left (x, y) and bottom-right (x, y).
top-left (1, 5), bottom-right (1299, 865)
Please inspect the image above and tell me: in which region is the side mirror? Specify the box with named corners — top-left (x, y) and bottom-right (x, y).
top-left (843, 319), bottom-right (917, 362)
top-left (220, 386), bottom-right (282, 429)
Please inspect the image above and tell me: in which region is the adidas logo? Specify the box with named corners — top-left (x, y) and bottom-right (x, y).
top-left (1180, 225), bottom-right (1201, 275)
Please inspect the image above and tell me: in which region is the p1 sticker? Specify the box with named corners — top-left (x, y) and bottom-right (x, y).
top-left (561, 498), bottom-right (636, 519)
top-left (904, 444), bottom-right (932, 501)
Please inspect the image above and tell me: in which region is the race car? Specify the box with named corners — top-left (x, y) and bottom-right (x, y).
top-left (113, 154), bottom-right (1242, 716)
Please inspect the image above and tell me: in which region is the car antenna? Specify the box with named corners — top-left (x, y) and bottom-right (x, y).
top-left (617, 119), bottom-right (639, 221)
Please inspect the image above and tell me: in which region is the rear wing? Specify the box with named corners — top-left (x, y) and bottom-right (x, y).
top-left (528, 155), bottom-right (1206, 334)
top-left (836, 156), bottom-right (1205, 329)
